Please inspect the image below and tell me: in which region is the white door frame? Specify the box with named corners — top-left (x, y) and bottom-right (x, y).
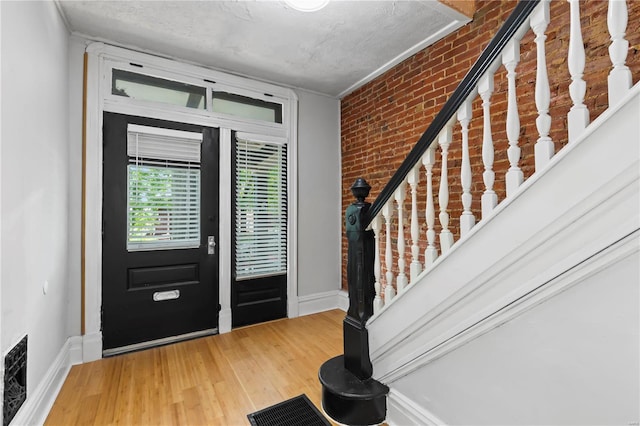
top-left (82, 42), bottom-right (299, 361)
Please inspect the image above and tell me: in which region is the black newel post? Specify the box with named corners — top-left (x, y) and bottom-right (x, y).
top-left (344, 178), bottom-right (375, 379)
top-left (319, 178), bottom-right (389, 426)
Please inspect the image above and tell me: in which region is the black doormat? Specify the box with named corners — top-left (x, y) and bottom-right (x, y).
top-left (247, 394), bottom-right (330, 426)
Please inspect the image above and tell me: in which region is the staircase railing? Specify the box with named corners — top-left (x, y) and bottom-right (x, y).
top-left (358, 0), bottom-right (634, 314)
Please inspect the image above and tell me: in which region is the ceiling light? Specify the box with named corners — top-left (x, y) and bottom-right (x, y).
top-left (284, 0), bottom-right (329, 12)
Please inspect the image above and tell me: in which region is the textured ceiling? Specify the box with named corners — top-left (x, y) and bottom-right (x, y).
top-left (57, 1), bottom-right (470, 97)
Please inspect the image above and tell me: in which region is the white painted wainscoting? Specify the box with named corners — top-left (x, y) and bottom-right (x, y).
top-left (372, 84), bottom-right (640, 425)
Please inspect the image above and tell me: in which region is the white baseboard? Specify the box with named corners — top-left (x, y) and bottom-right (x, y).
top-left (337, 289), bottom-right (348, 311)
top-left (11, 337), bottom-right (77, 426)
top-left (69, 336), bottom-right (83, 365)
top-left (288, 295), bottom-right (300, 318)
top-left (298, 290), bottom-right (348, 316)
top-left (386, 389), bottom-right (446, 426)
top-left (82, 331), bottom-right (102, 362)
top-left (219, 308), bottom-right (232, 334)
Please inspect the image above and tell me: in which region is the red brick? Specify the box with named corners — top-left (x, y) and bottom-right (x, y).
top-left (340, 0), bottom-right (640, 290)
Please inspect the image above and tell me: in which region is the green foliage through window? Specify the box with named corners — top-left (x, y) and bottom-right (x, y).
top-left (127, 162), bottom-right (200, 250)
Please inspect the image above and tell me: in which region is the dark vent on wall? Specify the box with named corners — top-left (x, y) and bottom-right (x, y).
top-left (3, 336), bottom-right (27, 426)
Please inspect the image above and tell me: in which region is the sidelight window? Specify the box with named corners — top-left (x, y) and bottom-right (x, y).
top-left (126, 124), bottom-right (202, 251)
top-left (234, 135), bottom-right (287, 279)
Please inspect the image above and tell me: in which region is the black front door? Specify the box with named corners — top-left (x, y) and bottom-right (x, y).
top-left (102, 112), bottom-right (219, 351)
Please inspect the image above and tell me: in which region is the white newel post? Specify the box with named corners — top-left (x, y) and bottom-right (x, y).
top-left (407, 166), bottom-right (422, 283)
top-left (371, 215), bottom-right (384, 314)
top-left (479, 72), bottom-right (498, 218)
top-left (531, 0), bottom-right (554, 171)
top-left (382, 201), bottom-right (396, 303)
top-left (567, 0), bottom-right (590, 142)
top-left (503, 39), bottom-right (524, 197)
top-left (438, 123), bottom-right (455, 253)
top-left (394, 182), bottom-right (408, 293)
top-left (608, 0), bottom-right (632, 106)
top-left (422, 145), bottom-right (438, 267)
top-left (458, 98), bottom-right (475, 236)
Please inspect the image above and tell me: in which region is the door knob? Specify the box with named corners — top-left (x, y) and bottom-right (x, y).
top-left (208, 236), bottom-right (216, 255)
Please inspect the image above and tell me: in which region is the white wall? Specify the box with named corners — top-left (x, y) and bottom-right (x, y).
top-left (0, 1), bottom-right (4, 418)
top-left (295, 89), bottom-right (341, 297)
top-left (1, 0), bottom-right (70, 403)
top-left (392, 249), bottom-right (639, 425)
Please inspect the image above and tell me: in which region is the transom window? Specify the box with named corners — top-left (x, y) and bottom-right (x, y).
top-left (212, 91), bottom-right (283, 124)
top-left (110, 69), bottom-right (284, 125)
top-left (113, 69), bottom-right (206, 110)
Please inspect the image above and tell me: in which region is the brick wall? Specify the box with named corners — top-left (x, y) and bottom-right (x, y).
top-left (340, 0), bottom-right (640, 290)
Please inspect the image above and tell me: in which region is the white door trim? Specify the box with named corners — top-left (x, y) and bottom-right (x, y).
top-left (83, 42), bottom-right (299, 360)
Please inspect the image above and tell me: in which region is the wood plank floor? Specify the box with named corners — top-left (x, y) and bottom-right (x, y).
top-left (46, 310), bottom-right (344, 426)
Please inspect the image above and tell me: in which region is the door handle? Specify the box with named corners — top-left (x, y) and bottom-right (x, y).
top-left (208, 236), bottom-right (216, 255)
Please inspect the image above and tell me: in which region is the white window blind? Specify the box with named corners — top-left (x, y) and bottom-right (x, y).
top-left (235, 135), bottom-right (287, 279)
top-left (127, 124), bottom-right (202, 251)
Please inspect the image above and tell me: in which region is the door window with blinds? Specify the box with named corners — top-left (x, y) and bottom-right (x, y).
top-left (234, 134), bottom-right (287, 279)
top-left (127, 124), bottom-right (202, 251)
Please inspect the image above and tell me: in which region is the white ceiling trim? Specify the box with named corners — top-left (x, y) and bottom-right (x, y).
top-left (53, 0), bottom-right (71, 32)
top-left (337, 10), bottom-right (470, 99)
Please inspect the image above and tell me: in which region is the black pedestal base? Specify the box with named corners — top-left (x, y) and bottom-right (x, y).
top-left (319, 355), bottom-right (389, 426)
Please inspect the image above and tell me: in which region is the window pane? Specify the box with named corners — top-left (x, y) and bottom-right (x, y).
top-left (127, 163), bottom-right (201, 251)
top-left (213, 91), bottom-right (283, 123)
top-left (126, 124), bottom-right (202, 251)
top-left (235, 139), bottom-right (287, 279)
top-left (113, 69), bottom-right (206, 110)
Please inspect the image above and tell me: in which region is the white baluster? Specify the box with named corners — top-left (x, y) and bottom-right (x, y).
top-left (438, 122), bottom-right (455, 253)
top-left (422, 145), bottom-right (438, 267)
top-left (479, 72), bottom-right (497, 218)
top-left (407, 166), bottom-right (422, 283)
top-left (371, 215), bottom-right (384, 314)
top-left (567, 0), bottom-right (589, 143)
top-left (382, 201), bottom-right (396, 302)
top-left (608, 0), bottom-right (632, 105)
top-left (503, 39), bottom-right (524, 197)
top-left (458, 98), bottom-right (475, 236)
top-left (531, 0), bottom-right (554, 171)
top-left (395, 182), bottom-right (408, 293)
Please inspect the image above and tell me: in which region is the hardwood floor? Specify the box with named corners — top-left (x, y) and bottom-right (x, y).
top-left (46, 310), bottom-right (344, 426)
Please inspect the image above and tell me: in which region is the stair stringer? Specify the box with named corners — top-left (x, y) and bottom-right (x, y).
top-left (367, 83), bottom-right (640, 384)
